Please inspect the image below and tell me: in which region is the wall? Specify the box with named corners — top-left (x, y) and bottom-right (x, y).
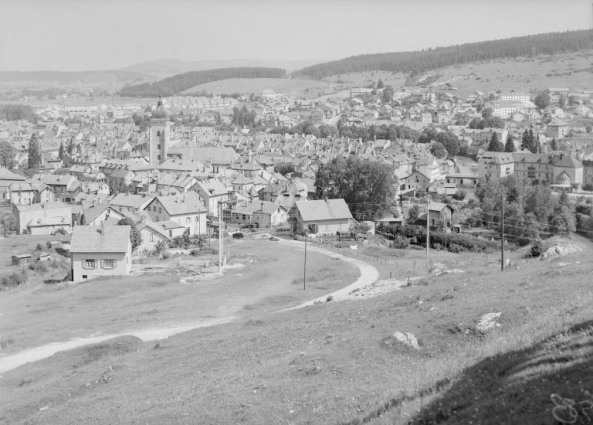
top-left (71, 251), bottom-right (130, 282)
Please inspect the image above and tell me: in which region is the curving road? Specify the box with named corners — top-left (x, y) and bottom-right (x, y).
top-left (277, 238), bottom-right (380, 310)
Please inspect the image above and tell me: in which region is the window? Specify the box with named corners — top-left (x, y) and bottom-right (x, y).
top-left (156, 131), bottom-right (161, 137)
top-left (186, 217), bottom-right (191, 225)
top-left (159, 208), bottom-right (163, 213)
top-left (158, 155), bottom-right (161, 161)
top-left (84, 259), bottom-right (96, 269)
top-left (102, 259), bottom-right (116, 269)
top-left (150, 232), bottom-right (155, 242)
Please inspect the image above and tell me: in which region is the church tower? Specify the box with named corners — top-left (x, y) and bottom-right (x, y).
top-left (148, 96), bottom-right (170, 167)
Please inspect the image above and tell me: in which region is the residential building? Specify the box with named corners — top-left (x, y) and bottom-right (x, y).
top-left (70, 224), bottom-right (132, 282)
top-left (478, 152), bottom-right (515, 180)
top-left (289, 198), bottom-right (355, 235)
top-left (144, 191), bottom-right (207, 236)
top-left (13, 202), bottom-right (72, 235)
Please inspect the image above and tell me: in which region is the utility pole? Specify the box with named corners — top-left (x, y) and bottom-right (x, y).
top-left (218, 201), bottom-right (224, 276)
top-left (303, 229), bottom-right (308, 290)
top-left (500, 193), bottom-right (504, 271)
top-left (426, 197), bottom-right (430, 255)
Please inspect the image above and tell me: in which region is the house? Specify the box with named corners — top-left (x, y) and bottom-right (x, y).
top-left (13, 202), bottom-right (72, 235)
top-left (81, 202), bottom-right (125, 226)
top-left (143, 191), bottom-right (207, 236)
top-left (289, 198), bottom-right (355, 235)
top-left (110, 193), bottom-right (154, 214)
top-left (418, 202), bottom-right (454, 228)
top-left (70, 224), bottom-right (132, 282)
top-left (136, 220), bottom-right (170, 252)
top-left (230, 199), bottom-right (287, 228)
top-left (551, 155), bottom-right (583, 191)
top-left (0, 168), bottom-right (26, 201)
top-left (478, 152), bottom-right (515, 180)
top-left (192, 178), bottom-right (230, 217)
top-left (546, 119), bottom-right (568, 139)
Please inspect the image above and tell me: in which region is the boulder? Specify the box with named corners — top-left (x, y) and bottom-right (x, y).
top-left (393, 331), bottom-right (421, 349)
top-left (477, 312), bottom-right (502, 331)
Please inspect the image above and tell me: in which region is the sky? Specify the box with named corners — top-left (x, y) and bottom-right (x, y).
top-left (0, 0), bottom-right (592, 72)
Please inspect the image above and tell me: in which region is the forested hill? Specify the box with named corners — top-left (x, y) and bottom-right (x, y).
top-left (118, 67), bottom-right (286, 97)
top-left (292, 29), bottom-right (593, 79)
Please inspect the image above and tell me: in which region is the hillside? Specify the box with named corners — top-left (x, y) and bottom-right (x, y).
top-left (292, 29), bottom-right (593, 79)
top-left (0, 70), bottom-right (153, 86)
top-left (118, 67), bottom-right (286, 97)
top-left (122, 58), bottom-right (329, 79)
top-left (327, 50), bottom-right (593, 99)
top-left (182, 77), bottom-right (332, 95)
top-left (2, 235), bottom-right (592, 424)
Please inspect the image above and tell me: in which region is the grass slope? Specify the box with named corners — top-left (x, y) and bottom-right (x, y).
top-left (1, 236), bottom-right (592, 424)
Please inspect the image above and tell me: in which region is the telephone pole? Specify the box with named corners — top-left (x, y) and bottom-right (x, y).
top-left (303, 229), bottom-right (308, 290)
top-left (218, 201), bottom-right (224, 276)
top-left (500, 193), bottom-right (504, 271)
top-left (426, 197), bottom-right (430, 255)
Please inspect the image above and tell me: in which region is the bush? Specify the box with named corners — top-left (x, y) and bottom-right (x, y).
top-left (232, 232), bottom-right (244, 239)
top-left (29, 261), bottom-right (48, 273)
top-left (515, 237), bottom-right (532, 247)
top-left (1, 271), bottom-right (26, 289)
top-left (391, 235), bottom-right (409, 249)
top-left (35, 243), bottom-right (43, 251)
top-left (583, 183), bottom-right (593, 192)
top-left (452, 190), bottom-right (467, 201)
top-left (448, 243), bottom-right (466, 253)
top-left (530, 239), bottom-right (545, 257)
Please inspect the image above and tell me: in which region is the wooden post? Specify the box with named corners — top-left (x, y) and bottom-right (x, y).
top-left (219, 202), bottom-right (223, 276)
top-left (500, 193), bottom-right (504, 271)
top-left (426, 197), bottom-right (430, 256)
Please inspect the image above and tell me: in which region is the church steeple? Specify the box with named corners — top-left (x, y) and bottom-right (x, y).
top-left (148, 97), bottom-right (169, 167)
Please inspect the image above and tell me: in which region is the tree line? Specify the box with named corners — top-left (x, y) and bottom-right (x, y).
top-left (292, 29), bottom-right (593, 79)
top-left (0, 104), bottom-right (37, 122)
top-left (118, 67), bottom-right (286, 97)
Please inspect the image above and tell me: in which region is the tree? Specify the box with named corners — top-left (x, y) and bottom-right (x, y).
top-left (436, 131), bottom-right (459, 157)
top-left (559, 94), bottom-right (568, 108)
top-left (452, 190), bottom-right (467, 201)
top-left (313, 156), bottom-right (398, 220)
top-left (429, 142), bottom-right (447, 159)
top-left (481, 107), bottom-right (494, 119)
top-left (534, 92), bottom-right (551, 109)
top-left (550, 137), bottom-right (558, 151)
top-left (66, 138), bottom-right (75, 155)
top-left (408, 204), bottom-right (421, 223)
top-left (0, 141), bottom-right (16, 168)
top-left (381, 85), bottom-right (394, 104)
top-left (487, 132), bottom-right (505, 152)
top-left (117, 217), bottom-right (143, 251)
top-left (274, 162), bottom-right (295, 176)
top-left (58, 142), bottom-right (64, 159)
top-left (586, 125), bottom-right (592, 134)
top-left (376, 79), bottom-right (385, 89)
top-left (27, 133), bottom-right (41, 169)
top-left (504, 134), bottom-right (516, 152)
top-left (418, 127), bottom-right (439, 144)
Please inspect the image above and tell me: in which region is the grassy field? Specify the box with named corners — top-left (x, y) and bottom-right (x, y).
top-left (0, 238), bottom-right (358, 355)
top-left (182, 77), bottom-right (332, 95)
top-left (2, 233), bottom-right (591, 424)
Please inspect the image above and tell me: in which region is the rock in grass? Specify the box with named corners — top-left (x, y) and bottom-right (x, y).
top-left (477, 312), bottom-right (502, 331)
top-left (393, 331), bottom-right (421, 350)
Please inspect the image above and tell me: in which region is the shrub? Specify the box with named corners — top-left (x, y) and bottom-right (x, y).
top-left (1, 271), bottom-right (26, 289)
top-left (391, 235), bottom-right (409, 249)
top-left (35, 243), bottom-right (43, 251)
top-left (232, 232), bottom-right (244, 239)
top-left (515, 237), bottom-right (532, 247)
top-left (583, 183), bottom-right (593, 192)
top-left (452, 190), bottom-right (467, 201)
top-left (530, 239), bottom-right (545, 257)
top-left (29, 261), bottom-right (48, 273)
top-left (46, 241), bottom-right (52, 250)
top-left (448, 243), bottom-right (466, 253)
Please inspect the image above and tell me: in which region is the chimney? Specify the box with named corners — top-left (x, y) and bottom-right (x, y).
top-left (261, 202), bottom-right (264, 211)
top-left (101, 221), bottom-right (105, 235)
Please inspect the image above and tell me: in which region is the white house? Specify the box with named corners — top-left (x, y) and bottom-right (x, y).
top-left (70, 224), bottom-right (132, 282)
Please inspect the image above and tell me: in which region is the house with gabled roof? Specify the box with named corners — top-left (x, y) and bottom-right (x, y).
top-left (13, 202), bottom-right (72, 235)
top-left (70, 224), bottom-right (132, 282)
top-left (289, 198), bottom-right (355, 235)
top-left (143, 191), bottom-right (207, 236)
top-left (110, 193), bottom-right (154, 213)
top-left (191, 178), bottom-right (230, 217)
top-left (136, 220), bottom-right (171, 252)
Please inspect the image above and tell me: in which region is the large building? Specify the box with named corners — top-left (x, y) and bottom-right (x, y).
top-left (148, 97), bottom-right (170, 167)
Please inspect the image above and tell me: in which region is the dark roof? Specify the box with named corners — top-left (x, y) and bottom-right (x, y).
top-left (70, 225), bottom-right (130, 253)
top-left (555, 155), bottom-right (582, 168)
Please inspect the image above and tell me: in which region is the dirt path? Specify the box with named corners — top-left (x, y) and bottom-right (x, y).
top-left (0, 317), bottom-right (234, 374)
top-left (277, 239), bottom-right (380, 310)
top-left (0, 240), bottom-right (378, 374)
